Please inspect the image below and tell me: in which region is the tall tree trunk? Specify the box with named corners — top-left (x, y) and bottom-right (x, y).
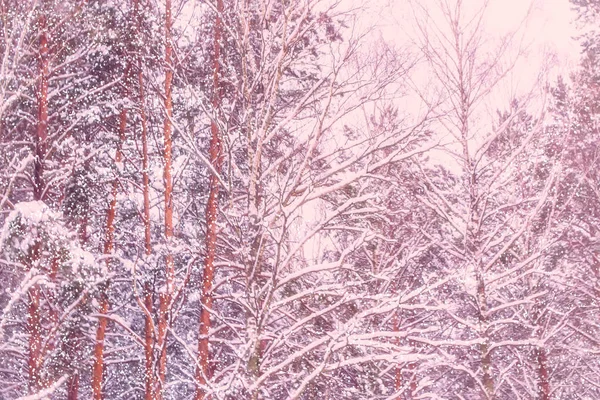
top-left (141, 55), bottom-right (156, 400)
top-left (91, 62), bottom-right (130, 400)
top-left (27, 7), bottom-right (49, 394)
top-left (132, 0), bottom-right (155, 397)
top-left (157, 0), bottom-right (174, 396)
top-left (195, 0), bottom-right (224, 398)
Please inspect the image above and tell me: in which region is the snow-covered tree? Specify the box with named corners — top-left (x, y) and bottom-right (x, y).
top-left (1, 0), bottom-right (598, 399)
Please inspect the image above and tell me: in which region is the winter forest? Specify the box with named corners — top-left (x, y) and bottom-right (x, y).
top-left (1, 0), bottom-right (600, 398)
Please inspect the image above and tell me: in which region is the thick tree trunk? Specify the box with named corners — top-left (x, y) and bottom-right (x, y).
top-left (91, 62), bottom-right (130, 400)
top-left (157, 0), bottom-right (174, 396)
top-left (195, 0), bottom-right (224, 398)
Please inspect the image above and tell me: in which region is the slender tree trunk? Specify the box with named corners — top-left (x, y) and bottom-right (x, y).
top-left (66, 374), bottom-right (80, 400)
top-left (157, 0), bottom-right (174, 396)
top-left (132, 0), bottom-right (155, 397)
top-left (464, 136), bottom-right (494, 399)
top-left (27, 8), bottom-right (49, 394)
top-left (91, 62), bottom-right (130, 400)
top-left (536, 347), bottom-right (550, 400)
top-left (141, 58), bottom-right (156, 400)
top-left (195, 0), bottom-right (224, 398)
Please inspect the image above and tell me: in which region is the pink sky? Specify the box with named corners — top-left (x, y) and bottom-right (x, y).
top-left (371, 0), bottom-right (580, 72)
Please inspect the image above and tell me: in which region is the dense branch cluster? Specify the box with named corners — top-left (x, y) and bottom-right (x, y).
top-left (0, 0), bottom-right (599, 399)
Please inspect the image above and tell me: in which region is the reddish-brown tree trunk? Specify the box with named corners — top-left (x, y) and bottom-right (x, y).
top-left (67, 374), bottom-right (80, 400)
top-left (132, 0), bottom-right (155, 395)
top-left (91, 63), bottom-right (130, 400)
top-left (157, 0), bottom-right (174, 396)
top-left (66, 322), bottom-right (83, 400)
top-left (141, 70), bottom-right (156, 400)
top-left (393, 319), bottom-right (418, 400)
top-left (66, 374), bottom-right (80, 400)
top-left (536, 347), bottom-right (550, 400)
top-left (139, 32), bottom-right (156, 400)
top-left (27, 9), bottom-right (49, 394)
top-left (195, 0), bottom-right (224, 398)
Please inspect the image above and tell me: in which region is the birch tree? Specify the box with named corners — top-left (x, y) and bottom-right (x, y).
top-left (409, 1), bottom-right (567, 398)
